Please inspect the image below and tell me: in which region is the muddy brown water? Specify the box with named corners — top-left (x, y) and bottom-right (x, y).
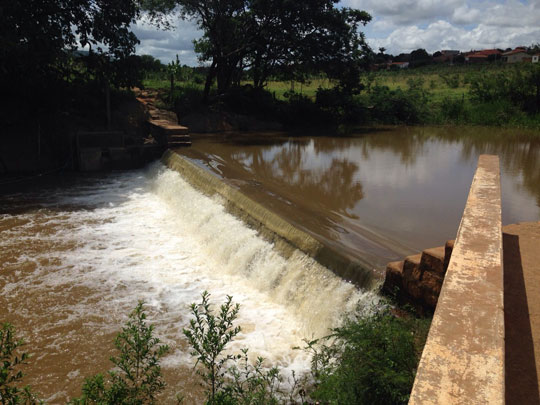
top-left (176, 126), bottom-right (540, 269)
top-left (1, 126), bottom-right (539, 402)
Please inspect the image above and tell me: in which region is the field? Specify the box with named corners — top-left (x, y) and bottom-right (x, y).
top-left (142, 63), bottom-right (540, 129)
top-left (144, 63), bottom-right (516, 100)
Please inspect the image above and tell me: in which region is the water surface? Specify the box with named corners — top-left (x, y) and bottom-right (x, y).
top-left (178, 126), bottom-right (540, 269)
top-left (0, 166), bottom-right (374, 402)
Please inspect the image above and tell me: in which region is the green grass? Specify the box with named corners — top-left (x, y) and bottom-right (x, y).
top-left (142, 64), bottom-right (540, 130)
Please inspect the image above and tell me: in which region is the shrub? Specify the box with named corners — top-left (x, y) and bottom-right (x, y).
top-left (368, 86), bottom-right (430, 124)
top-left (220, 86), bottom-right (279, 121)
top-left (183, 291), bottom-right (241, 404)
top-left (183, 291), bottom-right (286, 405)
top-left (172, 86), bottom-right (206, 117)
top-left (304, 309), bottom-right (430, 405)
top-left (0, 323), bottom-right (40, 404)
top-left (406, 77), bottom-right (424, 91)
top-left (281, 92), bottom-right (327, 128)
top-left (315, 88), bottom-right (367, 126)
top-left (439, 74), bottom-right (460, 89)
top-left (469, 65), bottom-right (540, 114)
top-left (439, 96), bottom-right (468, 123)
top-left (71, 302), bottom-right (169, 405)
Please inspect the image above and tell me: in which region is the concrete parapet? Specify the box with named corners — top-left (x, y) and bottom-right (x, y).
top-left (161, 149), bottom-right (377, 289)
top-left (409, 155), bottom-right (504, 404)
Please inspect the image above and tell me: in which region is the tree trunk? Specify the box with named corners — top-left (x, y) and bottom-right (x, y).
top-left (203, 60), bottom-right (217, 104)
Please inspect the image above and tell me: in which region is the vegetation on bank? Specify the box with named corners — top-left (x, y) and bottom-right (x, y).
top-left (3, 1), bottom-right (538, 174)
top-left (1, 293), bottom-right (430, 404)
top-left (142, 62), bottom-right (540, 131)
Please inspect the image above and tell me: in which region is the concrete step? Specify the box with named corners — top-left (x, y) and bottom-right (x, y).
top-left (403, 253), bottom-right (422, 281)
top-left (383, 260), bottom-right (404, 293)
top-left (403, 253), bottom-right (423, 299)
top-left (420, 246), bottom-right (445, 276)
top-left (149, 120), bottom-right (188, 135)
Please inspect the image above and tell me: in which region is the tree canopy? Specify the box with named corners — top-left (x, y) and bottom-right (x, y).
top-left (143, 0), bottom-right (372, 101)
top-left (1, 0), bottom-right (142, 123)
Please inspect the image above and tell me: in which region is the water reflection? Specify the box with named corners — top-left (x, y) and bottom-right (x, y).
top-left (179, 127), bottom-right (540, 269)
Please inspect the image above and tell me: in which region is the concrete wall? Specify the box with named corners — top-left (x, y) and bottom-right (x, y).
top-left (161, 149), bottom-right (377, 289)
top-left (409, 155), bottom-right (504, 404)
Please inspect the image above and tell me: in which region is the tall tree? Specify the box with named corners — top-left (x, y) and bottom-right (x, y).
top-left (144, 0), bottom-right (371, 101)
top-left (1, 0), bottom-right (141, 125)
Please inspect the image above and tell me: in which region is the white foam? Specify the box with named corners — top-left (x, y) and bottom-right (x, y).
top-left (1, 163), bottom-right (380, 378)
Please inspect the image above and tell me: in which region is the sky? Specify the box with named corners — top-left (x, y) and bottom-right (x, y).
top-left (132, 0), bottom-right (540, 65)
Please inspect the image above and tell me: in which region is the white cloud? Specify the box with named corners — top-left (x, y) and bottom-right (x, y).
top-left (369, 19), bottom-right (540, 54)
top-left (362, 0), bottom-right (540, 54)
top-left (343, 0), bottom-right (465, 25)
top-left (131, 1), bottom-right (540, 64)
top-left (133, 18), bottom-right (202, 65)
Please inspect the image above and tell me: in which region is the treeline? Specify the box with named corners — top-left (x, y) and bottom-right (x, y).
top-left (142, 0), bottom-right (372, 102)
top-left (1, 292), bottom-right (430, 404)
top-left (2, 1), bottom-right (144, 127)
top-left (1, 0), bottom-right (377, 157)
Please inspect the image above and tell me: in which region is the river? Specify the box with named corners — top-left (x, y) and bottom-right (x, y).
top-left (178, 126), bottom-right (540, 269)
top-left (1, 126), bottom-right (539, 402)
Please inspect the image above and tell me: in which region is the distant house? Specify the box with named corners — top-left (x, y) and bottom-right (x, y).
top-left (434, 50), bottom-right (460, 64)
top-left (465, 49), bottom-right (501, 63)
top-left (533, 54), bottom-right (539, 64)
top-left (503, 48), bottom-right (530, 63)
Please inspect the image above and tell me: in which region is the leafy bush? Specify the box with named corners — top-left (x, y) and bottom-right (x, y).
top-left (439, 74), bottom-right (460, 89)
top-left (1, 294), bottom-right (431, 405)
top-left (183, 291), bottom-right (286, 405)
top-left (438, 97), bottom-right (468, 123)
top-left (171, 86), bottom-right (206, 117)
top-left (0, 323), bottom-right (40, 404)
top-left (368, 86), bottom-right (430, 124)
top-left (470, 65), bottom-right (540, 114)
top-left (184, 291), bottom-right (241, 403)
top-left (304, 309), bottom-right (430, 405)
top-left (70, 302), bottom-right (169, 405)
top-left (281, 92), bottom-right (327, 129)
top-left (406, 77), bottom-right (425, 90)
top-left (220, 86), bottom-right (280, 121)
top-left (315, 88), bottom-right (367, 126)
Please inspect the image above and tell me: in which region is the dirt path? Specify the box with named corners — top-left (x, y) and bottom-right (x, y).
top-left (504, 222), bottom-right (540, 404)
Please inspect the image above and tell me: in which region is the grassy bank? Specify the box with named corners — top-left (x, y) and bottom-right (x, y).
top-left (143, 63), bottom-right (540, 131)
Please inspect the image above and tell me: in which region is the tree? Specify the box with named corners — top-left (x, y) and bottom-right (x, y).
top-left (143, 0), bottom-right (372, 102)
top-left (250, 1), bottom-right (371, 94)
top-left (167, 55), bottom-right (182, 102)
top-left (409, 48), bottom-right (432, 67)
top-left (183, 291), bottom-right (241, 403)
top-left (1, 0), bottom-right (141, 127)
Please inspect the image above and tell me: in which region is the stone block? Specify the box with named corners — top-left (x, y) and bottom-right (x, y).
top-left (420, 246), bottom-right (445, 276)
top-left (383, 261), bottom-right (404, 293)
top-left (403, 253), bottom-right (422, 281)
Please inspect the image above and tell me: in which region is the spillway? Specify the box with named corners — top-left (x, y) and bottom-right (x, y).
top-left (0, 162), bottom-right (379, 402)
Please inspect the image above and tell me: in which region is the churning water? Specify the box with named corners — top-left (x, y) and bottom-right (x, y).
top-left (0, 163), bottom-right (377, 402)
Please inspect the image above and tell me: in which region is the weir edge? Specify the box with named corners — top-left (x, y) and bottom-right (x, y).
top-left (160, 149), bottom-right (378, 289)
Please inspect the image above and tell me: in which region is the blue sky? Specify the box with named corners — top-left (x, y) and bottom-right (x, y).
top-left (133, 0), bottom-right (540, 65)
